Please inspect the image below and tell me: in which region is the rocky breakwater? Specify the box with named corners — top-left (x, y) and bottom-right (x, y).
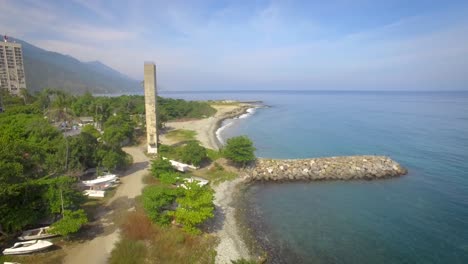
top-left (245, 156), bottom-right (407, 181)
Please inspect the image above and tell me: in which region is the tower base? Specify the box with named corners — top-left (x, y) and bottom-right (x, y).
top-left (147, 145), bottom-right (158, 154)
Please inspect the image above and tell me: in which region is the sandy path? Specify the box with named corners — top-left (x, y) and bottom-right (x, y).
top-left (161, 104), bottom-right (248, 150)
top-left (213, 178), bottom-right (250, 263)
top-left (63, 146), bottom-right (149, 264)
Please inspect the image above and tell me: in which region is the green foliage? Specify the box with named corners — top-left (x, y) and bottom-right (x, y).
top-left (179, 141), bottom-right (207, 166)
top-left (159, 172), bottom-right (181, 185)
top-left (102, 114), bottom-right (135, 148)
top-left (142, 185), bottom-right (179, 225)
top-left (51, 209), bottom-right (88, 236)
top-left (223, 136), bottom-right (256, 166)
top-left (206, 148), bottom-right (223, 161)
top-left (150, 158), bottom-right (175, 178)
top-left (109, 238), bottom-right (147, 264)
top-left (42, 176), bottom-right (85, 214)
top-left (202, 162), bottom-right (237, 185)
top-left (158, 97), bottom-right (216, 121)
top-left (171, 182), bottom-right (215, 234)
top-left (97, 148), bottom-right (129, 171)
top-left (81, 124), bottom-right (101, 138)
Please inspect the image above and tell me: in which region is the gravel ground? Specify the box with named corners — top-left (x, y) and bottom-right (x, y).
top-left (213, 178), bottom-right (251, 264)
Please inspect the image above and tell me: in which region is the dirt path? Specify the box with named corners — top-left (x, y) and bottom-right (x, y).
top-left (63, 145), bottom-right (149, 264)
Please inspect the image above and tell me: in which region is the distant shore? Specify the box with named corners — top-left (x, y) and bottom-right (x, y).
top-left (161, 102), bottom-right (258, 150)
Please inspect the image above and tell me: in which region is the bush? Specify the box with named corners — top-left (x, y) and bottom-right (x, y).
top-left (109, 238), bottom-right (147, 264)
top-left (51, 209), bottom-right (88, 236)
top-left (171, 182), bottom-right (214, 234)
top-left (223, 136), bottom-right (256, 166)
top-left (179, 141), bottom-right (207, 166)
top-left (150, 158), bottom-right (174, 178)
top-left (159, 172), bottom-right (180, 185)
top-left (121, 211), bottom-right (154, 241)
top-left (142, 185), bottom-right (178, 225)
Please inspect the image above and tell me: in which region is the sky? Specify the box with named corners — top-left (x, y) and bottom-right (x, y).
top-left (2, 0), bottom-right (468, 91)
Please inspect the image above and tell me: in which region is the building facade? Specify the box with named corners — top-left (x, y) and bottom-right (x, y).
top-left (144, 62), bottom-right (159, 154)
top-left (0, 37), bottom-right (27, 95)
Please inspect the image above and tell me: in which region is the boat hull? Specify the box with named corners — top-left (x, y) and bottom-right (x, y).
top-left (2, 240), bottom-right (54, 255)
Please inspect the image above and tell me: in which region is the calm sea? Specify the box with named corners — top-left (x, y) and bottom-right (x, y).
top-left (161, 90), bottom-right (468, 263)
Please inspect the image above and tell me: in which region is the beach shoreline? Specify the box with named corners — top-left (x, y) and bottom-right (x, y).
top-left (161, 102), bottom-right (258, 150)
top-left (160, 100), bottom-right (260, 263)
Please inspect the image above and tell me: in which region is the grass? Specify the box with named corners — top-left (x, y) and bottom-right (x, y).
top-left (108, 238), bottom-right (147, 264)
top-left (197, 162), bottom-right (237, 185)
top-left (207, 148), bottom-right (223, 161)
top-left (165, 129), bottom-right (197, 142)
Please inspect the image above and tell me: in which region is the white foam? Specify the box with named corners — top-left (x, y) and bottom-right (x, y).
top-left (216, 121), bottom-right (233, 145)
top-left (237, 108), bottom-right (256, 119)
top-left (216, 107), bottom-right (259, 145)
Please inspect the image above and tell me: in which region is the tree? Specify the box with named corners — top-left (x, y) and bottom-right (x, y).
top-left (171, 182), bottom-right (214, 234)
top-left (179, 141), bottom-right (207, 166)
top-left (223, 136), bottom-right (256, 166)
top-left (142, 185), bottom-right (178, 225)
top-left (51, 209), bottom-right (88, 236)
top-left (150, 158), bottom-right (174, 178)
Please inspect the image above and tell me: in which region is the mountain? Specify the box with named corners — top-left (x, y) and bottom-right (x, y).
top-left (13, 38), bottom-right (140, 94)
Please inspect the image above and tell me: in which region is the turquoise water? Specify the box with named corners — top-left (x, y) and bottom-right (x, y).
top-left (162, 91), bottom-right (468, 263)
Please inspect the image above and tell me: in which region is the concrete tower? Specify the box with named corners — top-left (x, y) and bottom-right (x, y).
top-left (144, 62), bottom-right (158, 154)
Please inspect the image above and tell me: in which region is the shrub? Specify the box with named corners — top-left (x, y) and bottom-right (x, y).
top-left (121, 211), bottom-right (154, 241)
top-left (159, 172), bottom-right (180, 185)
top-left (171, 182), bottom-right (214, 234)
top-left (142, 185), bottom-right (178, 225)
top-left (51, 209), bottom-right (88, 236)
top-left (223, 136), bottom-right (256, 166)
top-left (109, 238), bottom-right (147, 264)
top-left (150, 158), bottom-right (174, 178)
top-left (179, 141), bottom-right (207, 166)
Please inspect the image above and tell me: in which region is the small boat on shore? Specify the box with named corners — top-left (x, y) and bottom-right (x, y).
top-left (82, 174), bottom-right (117, 187)
top-left (18, 226), bottom-right (59, 241)
top-left (2, 240), bottom-right (53, 255)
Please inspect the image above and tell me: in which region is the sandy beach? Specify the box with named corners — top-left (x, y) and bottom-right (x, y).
top-left (161, 103), bottom-right (252, 150)
top-left (161, 102), bottom-right (254, 263)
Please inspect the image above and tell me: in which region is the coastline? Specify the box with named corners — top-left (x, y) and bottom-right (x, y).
top-left (160, 101), bottom-right (260, 263)
top-left (161, 102), bottom-right (255, 150)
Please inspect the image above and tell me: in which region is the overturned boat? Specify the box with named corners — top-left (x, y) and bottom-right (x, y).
top-left (2, 240), bottom-right (53, 255)
top-left (18, 226), bottom-right (59, 241)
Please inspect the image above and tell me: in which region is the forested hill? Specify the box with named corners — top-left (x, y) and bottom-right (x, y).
top-left (13, 37), bottom-right (140, 94)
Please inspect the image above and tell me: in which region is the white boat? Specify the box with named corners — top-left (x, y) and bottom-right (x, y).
top-left (18, 226), bottom-right (59, 241)
top-left (178, 177), bottom-right (209, 189)
top-left (82, 174), bottom-right (117, 187)
top-left (2, 240), bottom-right (53, 255)
top-left (83, 189), bottom-right (105, 198)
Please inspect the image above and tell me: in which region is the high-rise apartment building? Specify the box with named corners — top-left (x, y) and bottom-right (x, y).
top-left (0, 36), bottom-right (27, 95)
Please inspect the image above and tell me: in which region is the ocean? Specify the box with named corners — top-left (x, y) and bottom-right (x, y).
top-left (161, 90), bottom-right (468, 263)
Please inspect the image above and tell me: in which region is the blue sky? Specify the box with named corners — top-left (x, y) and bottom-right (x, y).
top-left (2, 0), bottom-right (468, 90)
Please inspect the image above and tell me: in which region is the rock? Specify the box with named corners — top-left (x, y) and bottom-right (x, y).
top-left (246, 156), bottom-right (407, 182)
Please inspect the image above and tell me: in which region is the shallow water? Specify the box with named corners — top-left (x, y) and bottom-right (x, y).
top-left (163, 90), bottom-right (468, 263)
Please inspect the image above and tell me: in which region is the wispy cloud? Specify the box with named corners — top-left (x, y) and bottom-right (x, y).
top-left (2, 0), bottom-right (468, 90)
